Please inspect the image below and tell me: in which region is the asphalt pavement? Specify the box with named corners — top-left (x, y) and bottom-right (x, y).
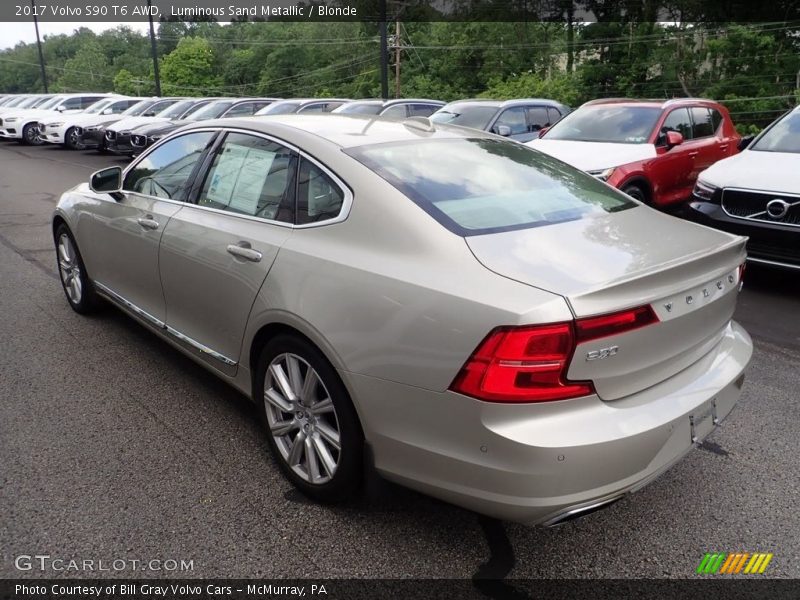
top-left (1, 141), bottom-right (798, 581)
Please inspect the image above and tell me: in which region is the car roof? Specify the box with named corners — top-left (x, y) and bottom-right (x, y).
top-left (186, 114), bottom-right (492, 149)
top-left (345, 98), bottom-right (445, 107)
top-left (580, 97), bottom-right (722, 110)
top-left (440, 98), bottom-right (568, 110)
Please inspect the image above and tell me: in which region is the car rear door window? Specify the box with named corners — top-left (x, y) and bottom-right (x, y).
top-left (224, 102), bottom-right (263, 117)
top-left (526, 106), bottom-right (550, 131)
top-left (409, 103), bottom-right (439, 117)
top-left (547, 107), bottom-right (562, 124)
top-left (690, 107), bottom-right (715, 138)
top-left (296, 158), bottom-right (345, 225)
top-left (381, 104), bottom-right (409, 119)
top-left (123, 131), bottom-right (215, 200)
top-left (493, 107), bottom-right (528, 135)
top-left (710, 109), bottom-right (723, 133)
top-left (660, 108), bottom-right (693, 143)
top-left (198, 132), bottom-right (297, 223)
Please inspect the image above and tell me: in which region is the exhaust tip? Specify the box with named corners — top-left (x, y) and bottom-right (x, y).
top-left (543, 495), bottom-right (624, 527)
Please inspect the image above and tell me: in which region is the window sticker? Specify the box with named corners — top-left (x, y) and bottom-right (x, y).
top-left (206, 143), bottom-right (277, 215)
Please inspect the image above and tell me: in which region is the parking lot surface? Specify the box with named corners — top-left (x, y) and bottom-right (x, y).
top-left (1, 142), bottom-right (798, 580)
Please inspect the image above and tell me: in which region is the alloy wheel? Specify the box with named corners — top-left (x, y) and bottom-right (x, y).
top-left (57, 233), bottom-right (82, 304)
top-left (264, 352), bottom-right (341, 485)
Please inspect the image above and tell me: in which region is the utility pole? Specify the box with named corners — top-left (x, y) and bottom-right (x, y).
top-left (394, 20), bottom-right (401, 98)
top-left (31, 0), bottom-right (48, 92)
top-left (379, 0), bottom-right (388, 100)
top-left (147, 0), bottom-right (162, 96)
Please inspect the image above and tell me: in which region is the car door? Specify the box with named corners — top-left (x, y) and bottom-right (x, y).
top-left (650, 107), bottom-right (696, 204)
top-left (78, 130), bottom-right (216, 326)
top-left (688, 107), bottom-right (723, 182)
top-left (490, 106), bottom-right (529, 141)
top-left (157, 131), bottom-right (298, 373)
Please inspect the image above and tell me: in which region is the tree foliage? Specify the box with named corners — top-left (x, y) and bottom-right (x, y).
top-left (1, 19), bottom-right (797, 131)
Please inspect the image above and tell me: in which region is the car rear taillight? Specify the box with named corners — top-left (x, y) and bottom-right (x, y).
top-left (450, 305), bottom-right (659, 403)
top-left (574, 305), bottom-right (659, 343)
top-left (449, 322), bottom-right (594, 403)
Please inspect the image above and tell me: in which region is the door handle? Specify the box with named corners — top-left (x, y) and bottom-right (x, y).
top-left (688, 151), bottom-right (699, 158)
top-left (719, 144), bottom-right (729, 151)
top-left (137, 216), bottom-right (159, 230)
top-left (226, 242), bottom-right (262, 263)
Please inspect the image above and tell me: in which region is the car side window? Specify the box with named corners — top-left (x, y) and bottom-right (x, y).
top-left (494, 107), bottom-right (528, 135)
top-left (547, 107), bottom-right (562, 125)
top-left (123, 131), bottom-right (215, 200)
top-left (659, 108), bottom-right (693, 144)
top-left (80, 96), bottom-right (104, 109)
top-left (224, 103), bottom-right (259, 117)
top-left (296, 157), bottom-right (345, 225)
top-left (526, 106), bottom-right (550, 131)
top-left (409, 103), bottom-right (439, 117)
top-left (59, 97), bottom-right (83, 111)
top-left (690, 107), bottom-right (715, 138)
top-left (381, 104), bottom-right (408, 119)
top-left (710, 109), bottom-right (723, 133)
top-left (198, 133), bottom-right (297, 223)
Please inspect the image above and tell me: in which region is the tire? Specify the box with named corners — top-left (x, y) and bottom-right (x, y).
top-left (22, 123), bottom-right (42, 146)
top-left (64, 127), bottom-right (80, 150)
top-left (54, 224), bottom-right (100, 314)
top-left (621, 182), bottom-right (648, 204)
top-left (255, 334), bottom-right (363, 502)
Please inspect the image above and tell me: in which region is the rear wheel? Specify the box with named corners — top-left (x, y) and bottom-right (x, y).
top-left (255, 334), bottom-right (363, 502)
top-left (22, 123), bottom-right (42, 146)
top-left (64, 127), bottom-right (80, 149)
top-left (55, 224), bottom-right (99, 314)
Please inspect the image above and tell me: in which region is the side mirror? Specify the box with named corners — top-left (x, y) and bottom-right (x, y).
top-left (538, 126), bottom-right (550, 138)
top-left (738, 135), bottom-right (754, 151)
top-left (665, 131), bottom-right (683, 148)
top-left (102, 108), bottom-right (113, 115)
top-left (90, 166), bottom-right (123, 196)
top-left (495, 124), bottom-right (512, 137)
top-left (56, 106), bottom-right (66, 112)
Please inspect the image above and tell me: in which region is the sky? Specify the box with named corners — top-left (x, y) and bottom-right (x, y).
top-left (0, 22), bottom-right (151, 50)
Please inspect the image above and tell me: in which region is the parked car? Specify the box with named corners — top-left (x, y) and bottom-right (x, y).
top-left (130, 98), bottom-right (280, 154)
top-left (0, 94), bottom-right (52, 116)
top-left (39, 97), bottom-right (140, 148)
top-left (431, 98), bottom-right (570, 142)
top-left (528, 98), bottom-right (741, 208)
top-left (332, 98), bottom-right (444, 118)
top-left (687, 105), bottom-right (800, 270)
top-left (103, 97), bottom-right (190, 155)
top-left (257, 98), bottom-right (350, 115)
top-left (53, 114), bottom-right (751, 525)
top-left (0, 93), bottom-right (112, 144)
top-left (76, 98), bottom-right (165, 151)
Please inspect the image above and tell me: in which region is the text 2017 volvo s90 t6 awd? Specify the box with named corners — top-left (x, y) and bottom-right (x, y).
top-left (52, 115), bottom-right (752, 525)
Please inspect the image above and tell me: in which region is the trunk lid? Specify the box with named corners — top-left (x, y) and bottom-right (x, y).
top-left (465, 206), bottom-right (747, 400)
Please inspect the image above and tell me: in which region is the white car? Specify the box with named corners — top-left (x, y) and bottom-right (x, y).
top-left (0, 93), bottom-right (112, 144)
top-left (686, 106), bottom-right (800, 270)
top-left (0, 94), bottom-right (52, 117)
top-left (39, 97), bottom-right (139, 148)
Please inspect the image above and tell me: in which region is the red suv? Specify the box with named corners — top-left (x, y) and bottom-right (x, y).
top-left (527, 98), bottom-right (741, 207)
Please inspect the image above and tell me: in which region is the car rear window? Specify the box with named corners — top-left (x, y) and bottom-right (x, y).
top-left (346, 138), bottom-right (635, 236)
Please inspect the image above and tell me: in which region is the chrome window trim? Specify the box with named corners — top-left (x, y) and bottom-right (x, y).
top-left (721, 186), bottom-right (800, 229)
top-left (122, 126), bottom-right (353, 230)
top-left (94, 281), bottom-right (238, 366)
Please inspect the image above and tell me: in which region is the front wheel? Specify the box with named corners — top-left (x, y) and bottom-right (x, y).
top-left (55, 224), bottom-right (99, 314)
top-left (255, 334), bottom-right (363, 502)
top-left (22, 123), bottom-right (42, 146)
top-left (621, 183), bottom-right (648, 204)
top-left (64, 127), bottom-right (80, 149)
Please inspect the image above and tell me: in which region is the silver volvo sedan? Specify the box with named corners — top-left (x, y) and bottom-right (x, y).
top-left (52, 115), bottom-right (752, 525)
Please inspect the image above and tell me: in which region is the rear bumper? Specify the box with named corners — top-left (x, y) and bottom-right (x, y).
top-left (344, 320), bottom-right (752, 525)
top-left (687, 200), bottom-right (800, 269)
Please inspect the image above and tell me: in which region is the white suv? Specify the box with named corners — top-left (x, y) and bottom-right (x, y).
top-left (0, 93), bottom-right (112, 145)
